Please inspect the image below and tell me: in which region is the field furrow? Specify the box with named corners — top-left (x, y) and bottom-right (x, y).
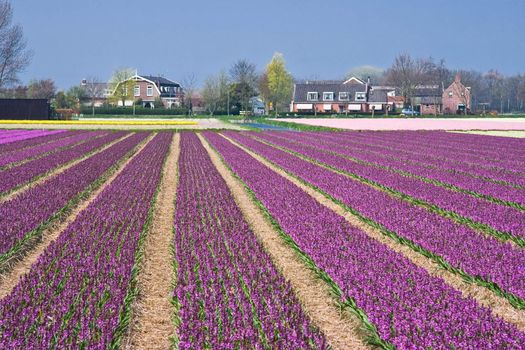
top-left (126, 132), bottom-right (179, 349)
top-left (199, 133), bottom-right (371, 350)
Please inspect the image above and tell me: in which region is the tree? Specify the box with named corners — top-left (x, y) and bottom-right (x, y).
top-left (385, 54), bottom-right (448, 109)
top-left (201, 70), bottom-right (229, 115)
top-left (181, 73), bottom-right (197, 115)
top-left (53, 91), bottom-right (68, 109)
top-left (261, 53), bottom-right (293, 115)
top-left (229, 59), bottom-right (258, 112)
top-left (108, 68), bottom-right (135, 107)
top-left (83, 76), bottom-right (105, 115)
top-left (66, 86), bottom-right (87, 112)
top-left (0, 1), bottom-right (31, 88)
top-left (27, 79), bottom-right (56, 99)
top-left (484, 69), bottom-right (504, 113)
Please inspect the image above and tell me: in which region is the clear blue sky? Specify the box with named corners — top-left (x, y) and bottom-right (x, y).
top-left (11, 0), bottom-right (525, 89)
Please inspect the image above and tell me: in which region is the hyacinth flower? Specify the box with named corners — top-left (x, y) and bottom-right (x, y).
top-left (0, 130), bottom-right (98, 167)
top-left (251, 131), bottom-right (525, 241)
top-left (0, 129), bottom-right (65, 146)
top-left (0, 132), bottom-right (148, 262)
top-left (204, 131), bottom-right (525, 349)
top-left (0, 131), bottom-right (127, 194)
top-left (0, 132), bottom-right (171, 348)
top-left (173, 133), bottom-right (326, 349)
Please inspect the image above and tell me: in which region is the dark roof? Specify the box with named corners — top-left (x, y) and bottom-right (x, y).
top-left (413, 85), bottom-right (441, 97)
top-left (141, 75), bottom-right (180, 87)
top-left (293, 82), bottom-right (367, 103)
top-left (368, 89), bottom-right (388, 103)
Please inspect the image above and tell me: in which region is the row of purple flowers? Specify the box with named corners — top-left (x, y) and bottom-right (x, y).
top-left (231, 132), bottom-right (525, 305)
top-left (204, 131), bottom-right (525, 349)
top-left (173, 133), bottom-right (326, 349)
top-left (0, 130), bottom-right (65, 145)
top-left (259, 131), bottom-right (525, 241)
top-left (0, 130), bottom-right (91, 167)
top-left (0, 130), bottom-right (72, 153)
top-left (310, 130), bottom-right (525, 187)
top-left (291, 131), bottom-right (525, 207)
top-left (0, 132), bottom-right (148, 262)
top-left (0, 132), bottom-right (171, 349)
top-left (0, 132), bottom-right (125, 194)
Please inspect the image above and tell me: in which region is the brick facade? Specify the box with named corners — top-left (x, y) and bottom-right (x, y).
top-left (442, 75), bottom-right (471, 114)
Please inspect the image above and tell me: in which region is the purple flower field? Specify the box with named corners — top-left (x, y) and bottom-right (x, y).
top-left (0, 129), bottom-right (523, 349)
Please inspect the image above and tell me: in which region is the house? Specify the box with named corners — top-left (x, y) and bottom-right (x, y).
top-left (80, 80), bottom-right (111, 107)
top-left (443, 75), bottom-right (471, 114)
top-left (412, 85), bottom-right (443, 115)
top-left (113, 74), bottom-right (184, 108)
top-left (291, 77), bottom-right (379, 114)
top-left (411, 76), bottom-right (471, 115)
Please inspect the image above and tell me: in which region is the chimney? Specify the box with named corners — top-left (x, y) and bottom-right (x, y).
top-left (455, 74), bottom-right (461, 83)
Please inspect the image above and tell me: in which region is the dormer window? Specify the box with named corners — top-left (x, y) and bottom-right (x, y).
top-left (339, 92), bottom-right (350, 101)
top-left (323, 92), bottom-right (334, 101)
top-left (355, 92), bottom-right (366, 101)
top-left (307, 92), bottom-right (319, 101)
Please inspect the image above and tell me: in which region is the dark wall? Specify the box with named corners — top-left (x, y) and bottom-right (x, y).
top-left (0, 99), bottom-right (50, 120)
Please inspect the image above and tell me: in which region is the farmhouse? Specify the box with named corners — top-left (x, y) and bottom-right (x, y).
top-left (114, 74), bottom-right (184, 108)
top-left (290, 77), bottom-right (394, 114)
top-left (413, 76), bottom-right (471, 115)
top-left (442, 74), bottom-right (471, 114)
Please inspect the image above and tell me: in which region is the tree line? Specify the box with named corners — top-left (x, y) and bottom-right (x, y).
top-left (199, 53), bottom-right (293, 116)
top-left (350, 54), bottom-right (525, 113)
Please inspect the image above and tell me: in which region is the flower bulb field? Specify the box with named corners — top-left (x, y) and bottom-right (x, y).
top-left (0, 128), bottom-right (524, 349)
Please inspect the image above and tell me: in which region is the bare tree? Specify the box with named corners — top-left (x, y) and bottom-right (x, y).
top-left (27, 79), bottom-right (56, 99)
top-left (0, 1), bottom-right (31, 88)
top-left (83, 76), bottom-right (105, 115)
top-left (385, 53), bottom-right (417, 108)
top-left (202, 71), bottom-right (229, 115)
top-left (181, 73), bottom-right (197, 115)
top-left (386, 54), bottom-right (448, 110)
top-left (229, 59), bottom-right (258, 112)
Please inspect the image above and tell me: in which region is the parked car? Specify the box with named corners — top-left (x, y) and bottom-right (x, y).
top-left (401, 108), bottom-right (420, 116)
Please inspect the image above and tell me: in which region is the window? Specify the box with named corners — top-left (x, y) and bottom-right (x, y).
top-left (323, 92), bottom-right (334, 101)
top-left (339, 92), bottom-right (350, 101)
top-left (448, 91), bottom-right (453, 97)
top-left (355, 92), bottom-right (366, 101)
top-left (147, 85), bottom-right (154, 97)
top-left (307, 92), bottom-right (319, 101)
top-left (134, 85), bottom-right (140, 97)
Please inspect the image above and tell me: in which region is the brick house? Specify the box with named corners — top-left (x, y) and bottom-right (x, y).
top-left (442, 75), bottom-right (471, 114)
top-left (114, 74), bottom-right (184, 108)
top-left (291, 77), bottom-right (377, 114)
top-left (413, 86), bottom-right (443, 115)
